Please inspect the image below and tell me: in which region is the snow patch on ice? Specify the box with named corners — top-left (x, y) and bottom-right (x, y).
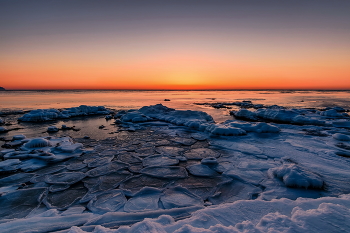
top-left (268, 164), bottom-right (324, 189)
top-left (18, 105), bottom-right (110, 122)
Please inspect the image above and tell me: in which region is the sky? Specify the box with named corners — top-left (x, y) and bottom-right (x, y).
top-left (0, 0), bottom-right (350, 90)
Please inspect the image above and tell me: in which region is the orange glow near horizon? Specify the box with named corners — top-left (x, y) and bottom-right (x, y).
top-left (1, 49), bottom-right (350, 90)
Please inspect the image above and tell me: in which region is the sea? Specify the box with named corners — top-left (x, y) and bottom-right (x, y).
top-left (1, 90), bottom-right (350, 143)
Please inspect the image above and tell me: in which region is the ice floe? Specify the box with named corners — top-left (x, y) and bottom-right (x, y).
top-left (18, 105), bottom-right (111, 122)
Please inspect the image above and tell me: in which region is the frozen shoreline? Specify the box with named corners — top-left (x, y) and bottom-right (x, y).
top-left (0, 103), bottom-right (350, 232)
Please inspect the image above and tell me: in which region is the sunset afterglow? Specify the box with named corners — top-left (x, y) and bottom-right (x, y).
top-left (1, 0), bottom-right (349, 90)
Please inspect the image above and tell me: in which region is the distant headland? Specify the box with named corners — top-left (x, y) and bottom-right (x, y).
top-left (0, 87), bottom-right (6, 91)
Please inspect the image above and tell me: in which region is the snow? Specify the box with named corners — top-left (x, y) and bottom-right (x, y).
top-left (268, 164), bottom-right (324, 189)
top-left (18, 105), bottom-right (111, 122)
top-left (58, 195), bottom-right (350, 233)
top-left (139, 104), bottom-right (214, 128)
top-left (22, 138), bottom-right (52, 149)
top-left (232, 108), bottom-right (340, 126)
top-left (320, 109), bottom-right (349, 117)
top-left (333, 133), bottom-right (350, 141)
top-left (12, 134), bottom-right (26, 140)
top-left (47, 126), bottom-right (59, 132)
top-left (205, 124), bottom-right (247, 136)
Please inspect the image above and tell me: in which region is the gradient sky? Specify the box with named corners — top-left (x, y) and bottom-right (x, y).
top-left (1, 0), bottom-right (350, 90)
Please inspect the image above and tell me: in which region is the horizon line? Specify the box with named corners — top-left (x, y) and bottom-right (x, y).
top-left (2, 88), bottom-right (350, 91)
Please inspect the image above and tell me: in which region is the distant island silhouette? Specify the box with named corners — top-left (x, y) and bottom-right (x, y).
top-left (0, 87), bottom-right (6, 91)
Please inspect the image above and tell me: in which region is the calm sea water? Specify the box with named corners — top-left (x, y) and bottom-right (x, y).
top-left (1, 90), bottom-right (350, 111)
top-left (1, 90), bottom-right (349, 144)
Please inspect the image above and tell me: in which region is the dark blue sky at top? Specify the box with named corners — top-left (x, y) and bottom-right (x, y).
top-left (1, 0), bottom-right (350, 42)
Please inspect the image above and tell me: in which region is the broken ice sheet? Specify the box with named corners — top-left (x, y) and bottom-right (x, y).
top-left (155, 146), bottom-right (185, 156)
top-left (119, 175), bottom-right (170, 193)
top-left (44, 183), bottom-right (87, 210)
top-left (18, 159), bottom-right (48, 172)
top-left (86, 161), bottom-right (129, 177)
top-left (124, 187), bottom-right (162, 212)
top-left (87, 157), bottom-right (113, 168)
top-left (174, 176), bottom-right (232, 200)
top-left (87, 172), bottom-right (131, 193)
top-left (34, 165), bottom-right (66, 175)
top-left (49, 184), bottom-right (71, 192)
top-left (208, 180), bottom-right (262, 205)
top-left (142, 154), bottom-right (179, 167)
top-left (117, 152), bottom-right (143, 164)
top-left (66, 162), bottom-right (87, 171)
top-left (87, 189), bottom-right (126, 214)
top-left (184, 148), bottom-right (220, 160)
top-left (140, 166), bottom-right (188, 179)
top-left (171, 137), bottom-right (197, 146)
top-left (45, 172), bottom-right (86, 185)
top-left (186, 164), bottom-right (220, 177)
top-left (160, 186), bottom-right (203, 209)
top-left (0, 187), bottom-right (47, 220)
top-left (0, 173), bottom-right (33, 187)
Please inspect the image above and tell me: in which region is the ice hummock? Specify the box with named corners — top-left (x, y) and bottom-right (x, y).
top-left (268, 164), bottom-right (324, 189)
top-left (18, 105), bottom-right (111, 122)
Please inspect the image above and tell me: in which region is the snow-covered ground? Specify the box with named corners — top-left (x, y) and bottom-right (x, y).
top-left (0, 104), bottom-right (350, 232)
